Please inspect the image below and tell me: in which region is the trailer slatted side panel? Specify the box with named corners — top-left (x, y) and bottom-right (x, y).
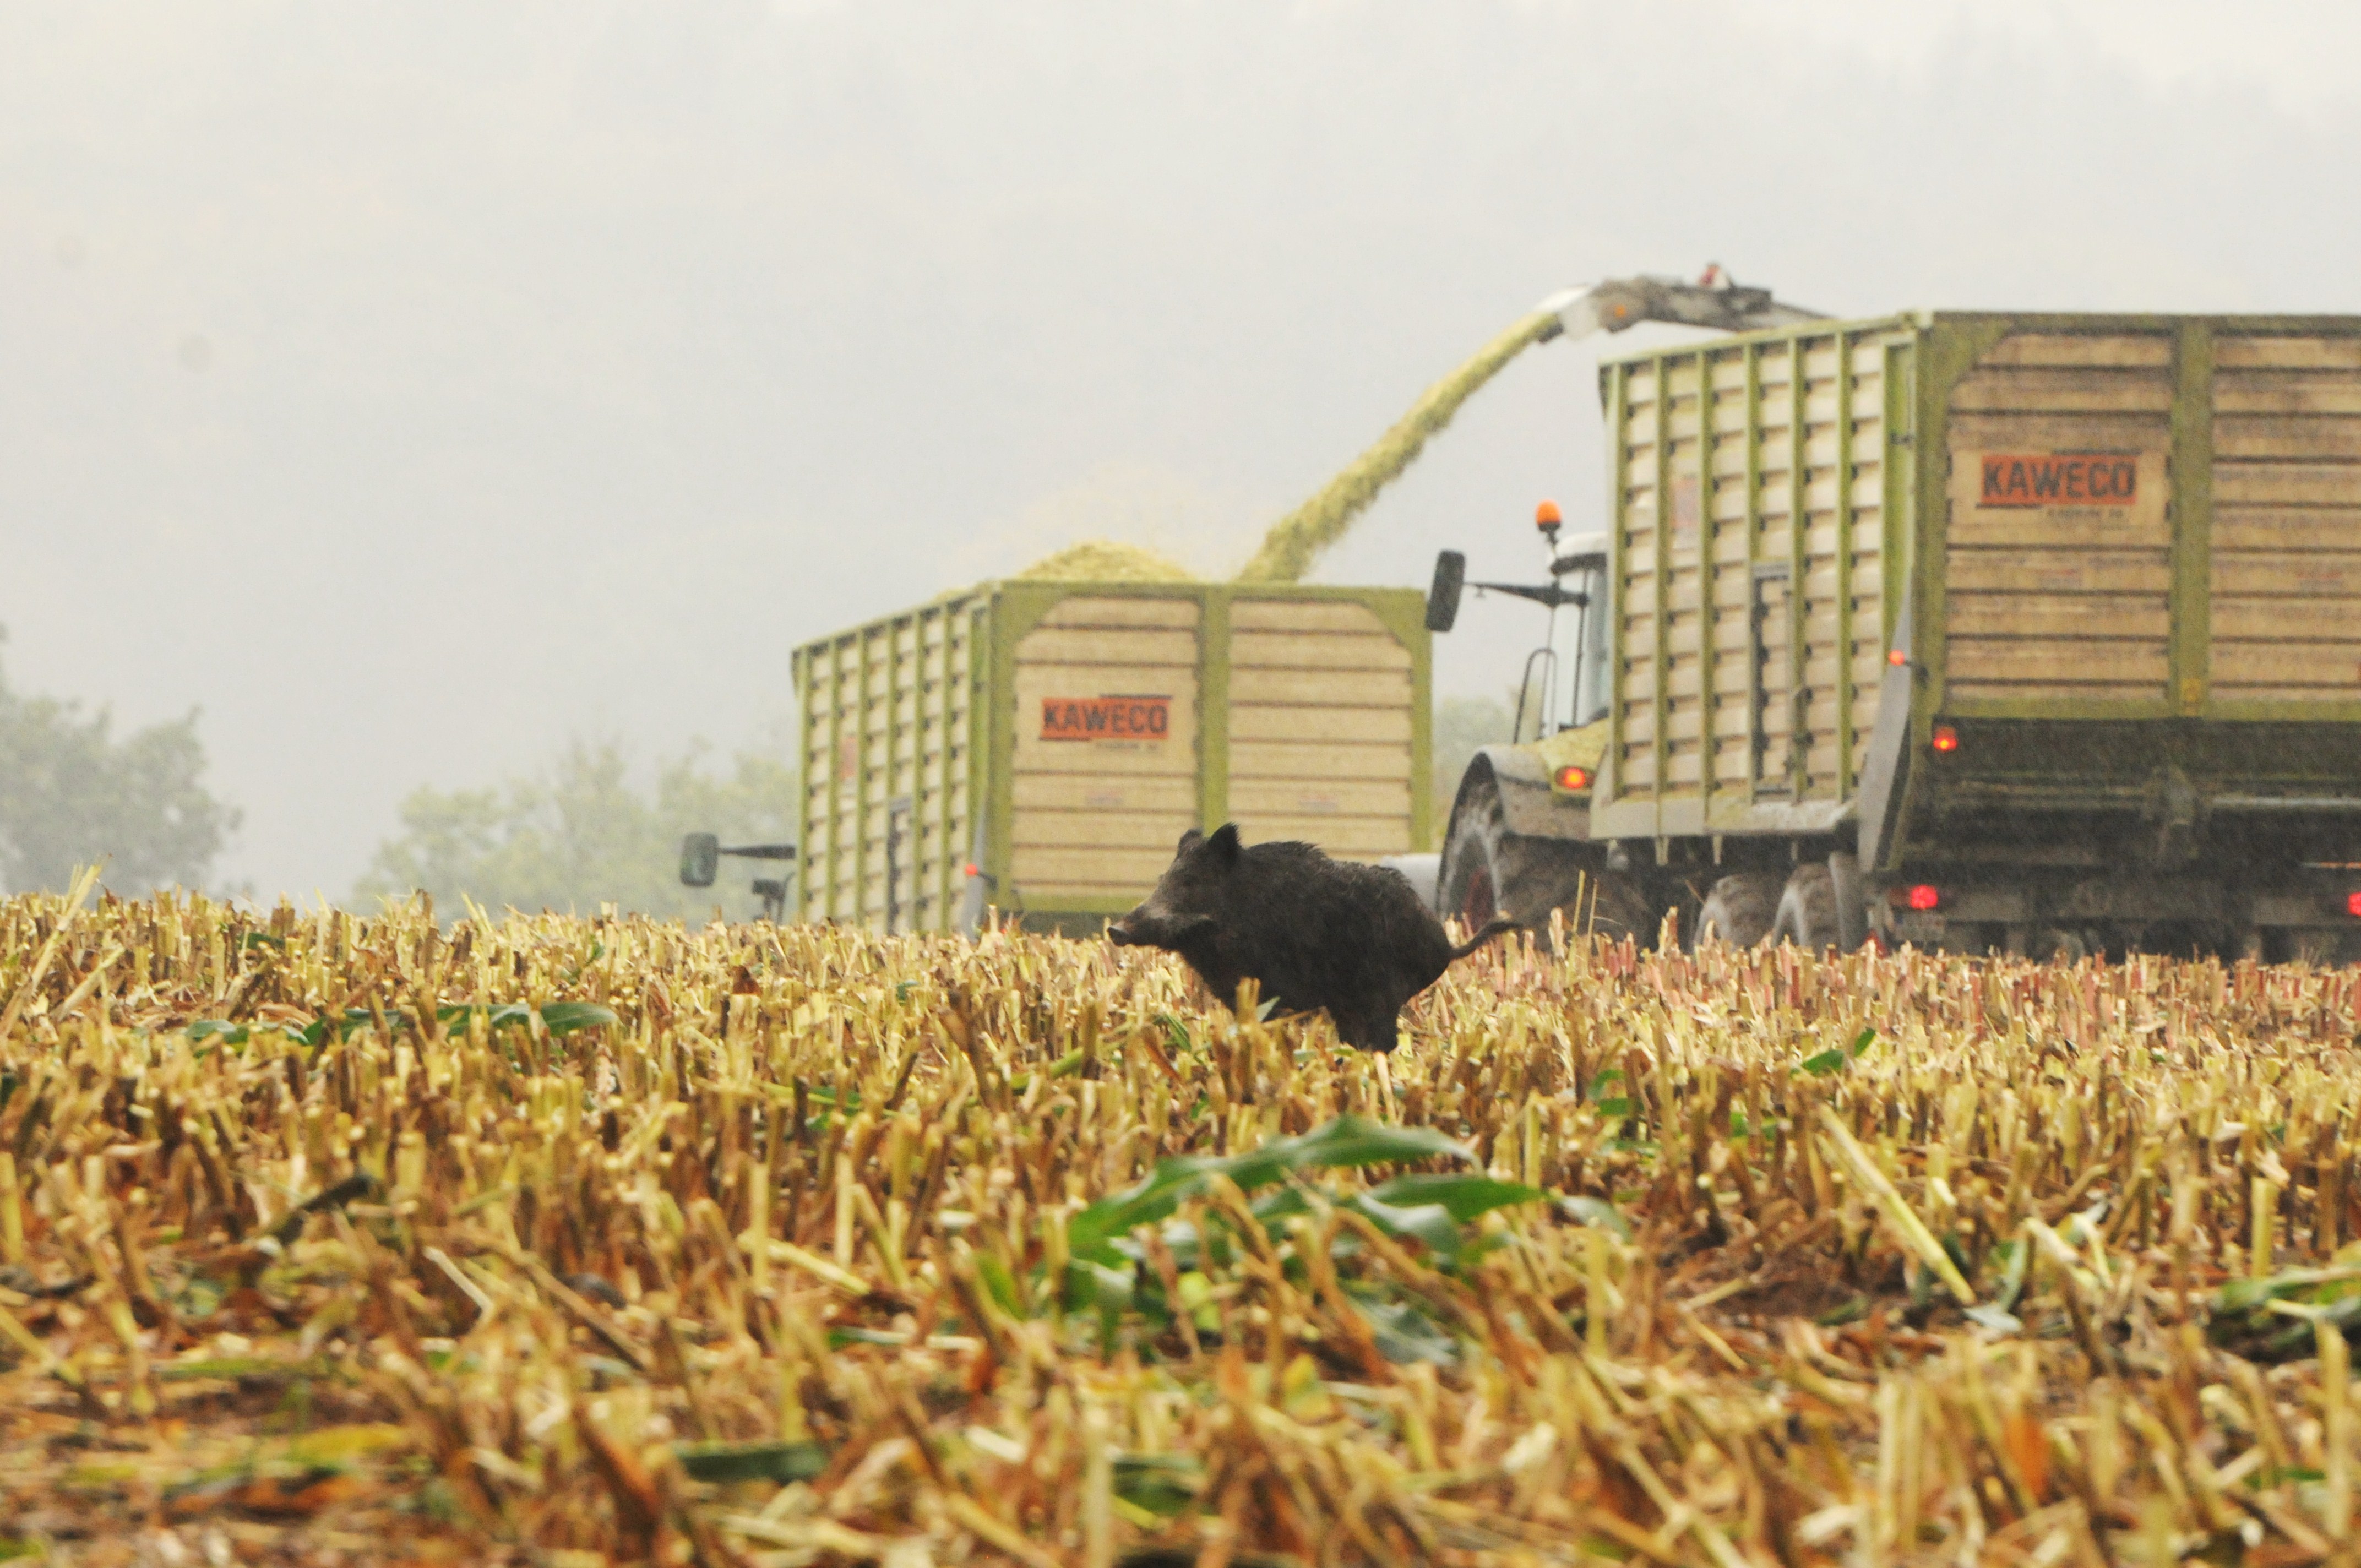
top-left (1739, 345), bottom-right (1796, 797)
top-left (1704, 351), bottom-right (1757, 796)
top-left (1594, 309), bottom-right (2361, 856)
top-left (803, 622), bottom-right (877, 924)
top-left (2210, 334), bottom-right (2361, 701)
top-left (913, 606), bottom-right (973, 928)
top-left (1615, 359), bottom-right (1663, 792)
top-left (1008, 596), bottom-right (1201, 904)
top-left (1228, 598), bottom-right (1415, 858)
top-left (1800, 336), bottom-right (1892, 797)
top-left (1941, 333), bottom-right (2176, 705)
top-left (802, 627), bottom-right (868, 924)
top-left (795, 597), bottom-right (975, 930)
top-left (796, 582), bottom-right (1427, 931)
top-left (1611, 326), bottom-right (1897, 818)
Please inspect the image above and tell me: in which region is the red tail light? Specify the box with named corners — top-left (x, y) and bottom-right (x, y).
top-left (1930, 724), bottom-right (1960, 753)
top-left (1906, 884), bottom-right (1941, 911)
top-left (2347, 891), bottom-right (2361, 918)
top-left (1554, 765), bottom-right (1593, 791)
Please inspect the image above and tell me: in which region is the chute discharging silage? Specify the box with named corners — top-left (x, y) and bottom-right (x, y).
top-left (1233, 308), bottom-right (1554, 584)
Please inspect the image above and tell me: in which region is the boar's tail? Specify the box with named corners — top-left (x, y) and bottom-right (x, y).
top-left (1447, 916), bottom-right (1521, 963)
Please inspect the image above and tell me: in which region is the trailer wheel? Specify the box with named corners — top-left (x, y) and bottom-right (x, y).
top-left (1439, 779), bottom-right (1653, 943)
top-left (2036, 928), bottom-right (2090, 964)
top-left (2267, 928), bottom-right (2361, 967)
top-left (1770, 864), bottom-right (1840, 949)
top-left (1828, 852), bottom-right (1867, 951)
top-left (1695, 873), bottom-right (1782, 949)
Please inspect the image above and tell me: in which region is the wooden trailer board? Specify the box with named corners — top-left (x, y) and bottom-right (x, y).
top-left (793, 582), bottom-right (1430, 933)
top-left (2210, 333), bottom-right (2361, 703)
top-left (1602, 321), bottom-right (1914, 836)
top-left (1588, 312), bottom-right (2361, 853)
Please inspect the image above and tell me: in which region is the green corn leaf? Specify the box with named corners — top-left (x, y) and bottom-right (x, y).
top-left (1346, 1193), bottom-right (1462, 1260)
top-left (1354, 1295), bottom-right (1459, 1365)
top-left (1963, 1304), bottom-right (2022, 1336)
top-left (1112, 1453), bottom-right (1203, 1516)
top-left (673, 1440), bottom-right (830, 1485)
top-left (1366, 1173), bottom-right (1542, 1223)
top-left (1991, 1238), bottom-right (2032, 1311)
top-left (1063, 1258), bottom-right (1135, 1317)
top-left (972, 1251), bottom-right (1025, 1319)
top-left (539, 1001), bottom-right (619, 1036)
top-left (1069, 1115), bottom-right (1473, 1258)
top-left (1559, 1196), bottom-right (1631, 1240)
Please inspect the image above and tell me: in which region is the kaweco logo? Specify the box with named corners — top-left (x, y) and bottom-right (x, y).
top-left (1040, 695), bottom-right (1171, 743)
top-left (1978, 453), bottom-right (2139, 508)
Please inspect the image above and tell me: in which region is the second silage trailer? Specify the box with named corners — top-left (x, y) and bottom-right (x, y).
top-left (791, 581), bottom-right (1432, 934)
top-left (1432, 310), bottom-right (2361, 960)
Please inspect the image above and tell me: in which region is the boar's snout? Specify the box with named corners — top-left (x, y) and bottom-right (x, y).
top-left (1106, 908), bottom-right (1215, 952)
top-left (1107, 901), bottom-right (1164, 945)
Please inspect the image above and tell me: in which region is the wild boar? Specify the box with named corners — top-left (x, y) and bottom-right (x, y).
top-left (1106, 823), bottom-right (1517, 1052)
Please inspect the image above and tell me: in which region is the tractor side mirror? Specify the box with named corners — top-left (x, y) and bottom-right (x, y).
top-left (1426, 550), bottom-right (1466, 633)
top-left (679, 832), bottom-right (720, 888)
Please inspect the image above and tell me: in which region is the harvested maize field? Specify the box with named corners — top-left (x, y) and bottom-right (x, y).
top-left (9, 881), bottom-right (2361, 1566)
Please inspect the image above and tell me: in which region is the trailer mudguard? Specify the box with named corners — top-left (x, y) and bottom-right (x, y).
top-left (1468, 743), bottom-right (1592, 839)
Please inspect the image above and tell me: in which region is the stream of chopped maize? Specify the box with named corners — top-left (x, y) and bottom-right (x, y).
top-left (1233, 311), bottom-right (1553, 585)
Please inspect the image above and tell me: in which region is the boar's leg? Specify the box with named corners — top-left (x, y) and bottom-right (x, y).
top-left (1332, 1008), bottom-right (1401, 1054)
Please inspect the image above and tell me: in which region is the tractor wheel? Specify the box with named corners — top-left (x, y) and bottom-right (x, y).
top-left (1694, 872), bottom-right (1783, 949)
top-left (1769, 863), bottom-right (1841, 949)
top-left (2039, 928), bottom-right (2093, 964)
top-left (1438, 778), bottom-right (1653, 944)
top-left (2267, 928), bottom-right (2361, 967)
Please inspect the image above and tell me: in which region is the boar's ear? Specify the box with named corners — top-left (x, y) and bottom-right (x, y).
top-left (1176, 827), bottom-right (1204, 854)
top-left (1204, 823), bottom-right (1242, 868)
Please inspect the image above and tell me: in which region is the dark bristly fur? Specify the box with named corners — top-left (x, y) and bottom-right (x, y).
top-left (1106, 823), bottom-right (1518, 1052)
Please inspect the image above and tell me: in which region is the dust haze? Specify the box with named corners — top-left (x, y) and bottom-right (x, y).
top-left (3, 0), bottom-right (2355, 899)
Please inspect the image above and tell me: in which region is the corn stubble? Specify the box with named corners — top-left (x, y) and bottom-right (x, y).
top-left (5, 889), bottom-right (2361, 1565)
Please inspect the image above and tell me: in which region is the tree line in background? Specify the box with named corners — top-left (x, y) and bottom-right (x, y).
top-left (353, 740), bottom-right (798, 923)
top-left (0, 637), bottom-right (239, 896)
top-left (0, 626), bottom-right (799, 917)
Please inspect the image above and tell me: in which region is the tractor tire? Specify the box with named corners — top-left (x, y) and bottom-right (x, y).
top-left (1694, 872), bottom-right (1783, 949)
top-left (1770, 863), bottom-right (1841, 949)
top-left (1439, 778), bottom-right (1653, 944)
top-left (2267, 928), bottom-right (2361, 967)
top-left (1829, 852), bottom-right (1867, 951)
top-left (2036, 928), bottom-right (2091, 964)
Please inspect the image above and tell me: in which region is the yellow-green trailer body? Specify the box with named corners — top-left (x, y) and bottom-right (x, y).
top-left (1588, 313), bottom-right (2361, 886)
top-left (793, 581), bottom-right (1432, 933)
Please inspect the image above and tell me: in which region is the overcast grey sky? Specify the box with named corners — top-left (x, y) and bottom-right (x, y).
top-left (5, 1), bottom-right (2358, 899)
